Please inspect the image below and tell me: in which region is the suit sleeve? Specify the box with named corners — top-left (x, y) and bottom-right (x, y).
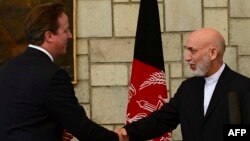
top-left (124, 82), bottom-right (183, 141)
top-left (241, 91), bottom-right (250, 123)
top-left (45, 69), bottom-right (118, 141)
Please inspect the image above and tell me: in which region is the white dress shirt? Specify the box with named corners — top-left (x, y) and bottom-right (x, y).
top-left (203, 63), bottom-right (225, 115)
top-left (28, 44), bottom-right (54, 62)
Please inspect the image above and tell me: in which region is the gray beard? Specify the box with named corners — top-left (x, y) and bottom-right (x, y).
top-left (192, 57), bottom-right (211, 76)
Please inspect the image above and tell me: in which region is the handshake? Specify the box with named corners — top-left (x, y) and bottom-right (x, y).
top-left (115, 128), bottom-right (129, 141)
top-left (63, 128), bottom-right (129, 141)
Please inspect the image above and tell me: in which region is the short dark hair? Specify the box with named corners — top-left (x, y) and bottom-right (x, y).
top-left (24, 2), bottom-right (65, 46)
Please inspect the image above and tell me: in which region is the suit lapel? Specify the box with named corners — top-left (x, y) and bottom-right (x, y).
top-left (185, 77), bottom-right (205, 130)
top-left (203, 65), bottom-right (232, 121)
top-left (196, 77), bottom-right (206, 120)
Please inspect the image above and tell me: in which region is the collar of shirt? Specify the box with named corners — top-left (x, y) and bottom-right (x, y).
top-left (204, 63), bottom-right (226, 84)
top-left (28, 44), bottom-right (54, 62)
top-left (203, 63), bottom-right (225, 115)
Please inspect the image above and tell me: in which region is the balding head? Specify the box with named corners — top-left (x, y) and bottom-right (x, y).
top-left (187, 28), bottom-right (226, 58)
top-left (184, 28), bottom-right (226, 76)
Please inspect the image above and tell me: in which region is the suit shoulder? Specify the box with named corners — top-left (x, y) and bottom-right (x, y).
top-left (182, 76), bottom-right (204, 84)
top-left (230, 69), bottom-right (250, 82)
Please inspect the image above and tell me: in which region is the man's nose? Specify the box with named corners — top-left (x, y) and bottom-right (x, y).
top-left (68, 31), bottom-right (73, 38)
top-left (184, 52), bottom-right (191, 62)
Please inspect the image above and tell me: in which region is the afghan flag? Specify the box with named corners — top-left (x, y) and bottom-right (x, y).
top-left (125, 0), bottom-right (172, 141)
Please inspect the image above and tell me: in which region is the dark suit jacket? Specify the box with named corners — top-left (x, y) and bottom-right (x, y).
top-left (124, 65), bottom-right (250, 141)
top-left (0, 48), bottom-right (118, 141)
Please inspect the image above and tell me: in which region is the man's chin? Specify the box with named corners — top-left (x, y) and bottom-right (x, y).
top-left (192, 71), bottom-right (205, 77)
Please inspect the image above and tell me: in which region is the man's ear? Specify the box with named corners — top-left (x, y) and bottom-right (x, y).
top-left (44, 31), bottom-right (54, 42)
top-left (209, 48), bottom-right (217, 60)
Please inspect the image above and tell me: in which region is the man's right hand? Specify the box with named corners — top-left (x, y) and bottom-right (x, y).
top-left (62, 130), bottom-right (74, 141)
top-left (115, 128), bottom-right (129, 141)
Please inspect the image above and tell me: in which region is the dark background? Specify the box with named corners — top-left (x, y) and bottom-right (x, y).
top-left (0, 0), bottom-right (75, 82)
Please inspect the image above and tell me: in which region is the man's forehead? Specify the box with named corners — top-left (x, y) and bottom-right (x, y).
top-left (184, 38), bottom-right (197, 48)
top-left (183, 45), bottom-right (196, 50)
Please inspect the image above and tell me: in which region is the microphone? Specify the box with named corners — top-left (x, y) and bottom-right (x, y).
top-left (228, 91), bottom-right (241, 124)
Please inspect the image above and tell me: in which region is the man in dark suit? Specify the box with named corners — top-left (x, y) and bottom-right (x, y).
top-left (0, 3), bottom-right (120, 141)
top-left (115, 28), bottom-right (250, 141)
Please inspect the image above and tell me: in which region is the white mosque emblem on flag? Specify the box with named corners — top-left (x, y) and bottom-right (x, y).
top-left (160, 133), bottom-right (173, 141)
top-left (146, 133), bottom-right (172, 141)
top-left (128, 84), bottom-right (136, 102)
top-left (136, 95), bottom-right (167, 112)
top-left (126, 95), bottom-right (168, 123)
top-left (126, 113), bottom-right (147, 123)
top-left (136, 100), bottom-right (159, 112)
top-left (139, 71), bottom-right (166, 90)
top-left (158, 95), bottom-right (169, 103)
